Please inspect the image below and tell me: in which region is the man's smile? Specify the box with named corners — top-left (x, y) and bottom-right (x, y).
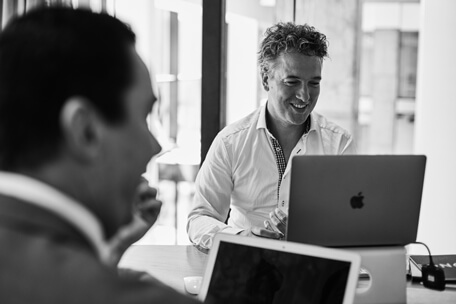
top-left (290, 102), bottom-right (309, 111)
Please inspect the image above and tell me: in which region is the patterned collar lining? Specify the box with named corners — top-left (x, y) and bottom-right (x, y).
top-left (270, 136), bottom-right (287, 207)
top-left (269, 117), bottom-right (310, 207)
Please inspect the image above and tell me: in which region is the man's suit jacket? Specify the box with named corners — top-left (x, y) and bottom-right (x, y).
top-left (0, 194), bottom-right (199, 304)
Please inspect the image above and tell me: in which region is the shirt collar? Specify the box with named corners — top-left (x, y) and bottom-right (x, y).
top-left (308, 112), bottom-right (317, 133)
top-left (257, 103), bottom-right (268, 130)
top-left (0, 171), bottom-right (109, 262)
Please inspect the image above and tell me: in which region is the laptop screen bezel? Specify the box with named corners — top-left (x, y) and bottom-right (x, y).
top-left (198, 233), bottom-right (361, 304)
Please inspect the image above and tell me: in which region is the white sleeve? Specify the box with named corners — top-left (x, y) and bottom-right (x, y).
top-left (186, 134), bottom-right (243, 249)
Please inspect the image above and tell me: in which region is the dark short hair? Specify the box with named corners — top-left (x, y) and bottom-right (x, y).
top-left (258, 22), bottom-right (328, 77)
top-left (0, 7), bottom-right (136, 170)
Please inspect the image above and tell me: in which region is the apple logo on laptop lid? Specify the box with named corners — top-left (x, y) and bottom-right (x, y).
top-left (350, 192), bottom-right (365, 209)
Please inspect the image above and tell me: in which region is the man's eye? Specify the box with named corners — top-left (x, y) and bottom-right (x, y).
top-left (283, 80), bottom-right (299, 86)
top-left (309, 82), bottom-right (320, 87)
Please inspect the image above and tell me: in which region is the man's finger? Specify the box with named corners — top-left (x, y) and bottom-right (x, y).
top-left (264, 220), bottom-right (285, 238)
top-left (251, 226), bottom-right (282, 239)
top-left (269, 212), bottom-right (281, 226)
top-left (268, 212), bottom-right (287, 235)
top-left (137, 199), bottom-right (162, 225)
top-left (137, 199), bottom-right (162, 212)
top-left (274, 208), bottom-right (287, 224)
top-left (264, 220), bottom-right (273, 231)
top-left (138, 185), bottom-right (158, 201)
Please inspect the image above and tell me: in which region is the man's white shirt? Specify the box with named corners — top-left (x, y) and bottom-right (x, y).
top-left (187, 105), bottom-right (355, 249)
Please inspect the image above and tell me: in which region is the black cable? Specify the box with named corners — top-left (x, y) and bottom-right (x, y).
top-left (412, 241), bottom-right (435, 266)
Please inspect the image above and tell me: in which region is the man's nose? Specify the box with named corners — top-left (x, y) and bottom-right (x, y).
top-left (149, 134), bottom-right (162, 159)
top-left (296, 83), bottom-right (310, 102)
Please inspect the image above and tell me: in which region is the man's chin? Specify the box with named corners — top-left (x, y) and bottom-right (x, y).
top-left (288, 117), bottom-right (310, 128)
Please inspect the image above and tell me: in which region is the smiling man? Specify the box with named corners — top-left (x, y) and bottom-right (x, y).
top-left (187, 22), bottom-right (356, 250)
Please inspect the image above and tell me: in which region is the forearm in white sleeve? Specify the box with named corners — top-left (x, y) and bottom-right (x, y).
top-left (186, 134), bottom-right (243, 249)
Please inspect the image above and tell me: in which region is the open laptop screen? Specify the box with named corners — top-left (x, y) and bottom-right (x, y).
top-left (203, 239), bottom-right (352, 304)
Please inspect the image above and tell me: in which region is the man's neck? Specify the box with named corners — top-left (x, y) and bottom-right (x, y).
top-left (266, 114), bottom-right (309, 163)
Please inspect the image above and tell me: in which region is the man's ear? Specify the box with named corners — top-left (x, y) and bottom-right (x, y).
top-left (261, 72), bottom-right (269, 91)
top-left (59, 97), bottom-right (103, 162)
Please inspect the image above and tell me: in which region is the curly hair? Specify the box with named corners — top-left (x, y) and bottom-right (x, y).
top-left (258, 22), bottom-right (328, 77)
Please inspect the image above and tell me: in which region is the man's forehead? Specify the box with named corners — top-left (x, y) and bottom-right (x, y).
top-left (272, 52), bottom-right (322, 78)
top-left (130, 51), bottom-right (153, 90)
top-left (123, 50), bottom-right (156, 109)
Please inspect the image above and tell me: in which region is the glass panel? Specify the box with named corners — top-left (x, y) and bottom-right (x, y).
top-left (358, 2), bottom-right (419, 154)
top-left (225, 0), bottom-right (275, 125)
top-left (113, 0), bottom-right (202, 244)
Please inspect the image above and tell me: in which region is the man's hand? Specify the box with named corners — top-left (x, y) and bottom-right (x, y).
top-left (134, 179), bottom-right (162, 226)
top-left (238, 226), bottom-right (283, 239)
top-left (266, 208), bottom-right (287, 237)
top-left (106, 178), bottom-right (162, 266)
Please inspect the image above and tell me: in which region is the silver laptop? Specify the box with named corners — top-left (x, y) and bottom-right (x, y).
top-left (287, 155), bottom-right (426, 247)
top-left (199, 233), bottom-right (361, 304)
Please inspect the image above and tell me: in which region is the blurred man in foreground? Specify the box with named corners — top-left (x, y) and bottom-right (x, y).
top-left (0, 7), bottom-right (198, 304)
